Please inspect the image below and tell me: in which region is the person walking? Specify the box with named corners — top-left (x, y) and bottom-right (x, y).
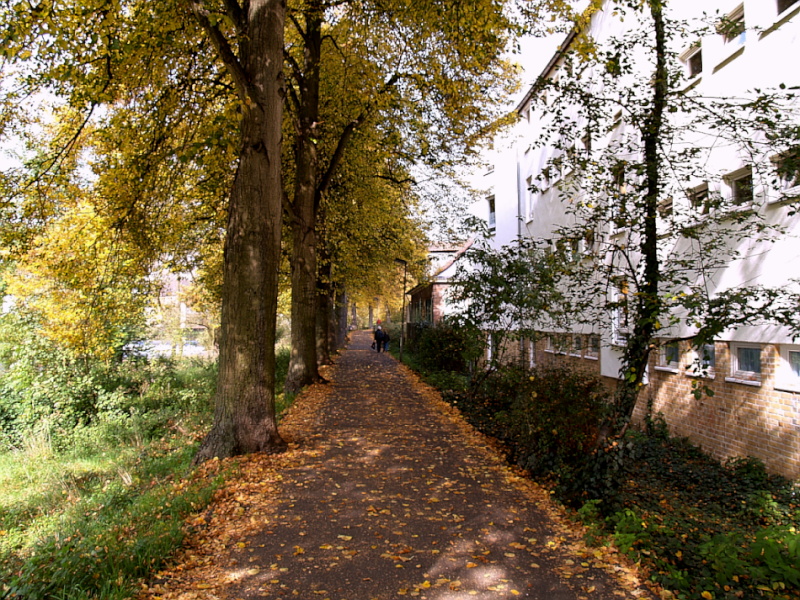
top-left (373, 326), bottom-right (385, 353)
top-left (382, 329), bottom-right (390, 352)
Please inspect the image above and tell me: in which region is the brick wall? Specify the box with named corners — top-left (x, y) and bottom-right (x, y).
top-left (485, 334), bottom-right (799, 479)
top-left (631, 341), bottom-right (800, 479)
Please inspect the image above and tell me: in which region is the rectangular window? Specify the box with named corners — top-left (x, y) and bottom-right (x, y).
top-left (611, 279), bottom-right (630, 346)
top-left (738, 346), bottom-right (761, 373)
top-left (688, 183), bottom-right (710, 214)
top-left (772, 148), bottom-right (800, 197)
top-left (528, 340), bottom-right (536, 368)
top-left (776, 345), bottom-right (800, 392)
top-left (487, 195), bottom-right (496, 230)
top-left (657, 341), bottom-right (681, 371)
top-left (730, 169), bottom-right (754, 205)
top-left (680, 45), bottom-right (703, 79)
top-left (526, 176), bottom-right (534, 220)
top-left (585, 334), bottom-right (601, 359)
top-left (718, 5), bottom-right (745, 44)
top-left (688, 342), bottom-right (716, 377)
top-left (727, 343), bottom-right (762, 385)
top-left (570, 334), bottom-right (583, 357)
top-left (791, 351), bottom-right (800, 377)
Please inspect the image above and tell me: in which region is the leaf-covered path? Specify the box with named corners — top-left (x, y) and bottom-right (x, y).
top-left (140, 331), bottom-right (655, 600)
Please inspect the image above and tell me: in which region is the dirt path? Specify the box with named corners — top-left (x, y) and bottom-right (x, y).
top-left (141, 331), bottom-right (655, 600)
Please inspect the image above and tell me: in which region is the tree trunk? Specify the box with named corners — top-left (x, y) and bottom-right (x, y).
top-left (194, 0), bottom-right (286, 462)
top-left (335, 287), bottom-right (347, 349)
top-left (316, 263), bottom-right (333, 365)
top-left (284, 4), bottom-right (323, 394)
top-left (611, 0), bottom-right (667, 432)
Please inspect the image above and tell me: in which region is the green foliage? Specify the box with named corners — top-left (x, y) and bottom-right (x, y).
top-left (0, 313), bottom-right (215, 452)
top-left (595, 433), bottom-right (800, 600)
top-left (0, 353), bottom-right (222, 599)
top-left (407, 321), bottom-right (479, 374)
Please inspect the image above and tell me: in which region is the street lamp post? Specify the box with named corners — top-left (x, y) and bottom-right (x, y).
top-left (394, 258), bottom-right (408, 362)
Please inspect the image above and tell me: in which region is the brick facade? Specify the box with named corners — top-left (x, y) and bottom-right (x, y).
top-left (492, 335), bottom-right (800, 479)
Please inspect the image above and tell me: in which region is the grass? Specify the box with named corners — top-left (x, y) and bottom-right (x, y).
top-left (1, 349), bottom-right (295, 600)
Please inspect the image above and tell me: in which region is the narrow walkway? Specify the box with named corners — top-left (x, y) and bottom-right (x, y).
top-left (143, 331), bottom-right (653, 600)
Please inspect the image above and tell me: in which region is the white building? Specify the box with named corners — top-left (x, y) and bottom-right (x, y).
top-left (478, 0), bottom-right (800, 477)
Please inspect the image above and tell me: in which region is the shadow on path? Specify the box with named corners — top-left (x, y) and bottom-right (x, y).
top-left (144, 330), bottom-right (654, 600)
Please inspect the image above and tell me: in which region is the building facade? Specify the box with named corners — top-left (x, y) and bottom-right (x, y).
top-left (479, 0), bottom-right (800, 477)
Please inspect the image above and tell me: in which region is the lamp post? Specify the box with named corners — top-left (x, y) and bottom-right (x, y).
top-left (394, 258), bottom-right (408, 362)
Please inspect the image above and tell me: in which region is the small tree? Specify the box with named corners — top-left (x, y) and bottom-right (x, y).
top-left (449, 224), bottom-right (571, 381)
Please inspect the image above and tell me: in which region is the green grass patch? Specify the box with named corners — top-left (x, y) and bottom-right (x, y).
top-left (1, 351), bottom-right (297, 600)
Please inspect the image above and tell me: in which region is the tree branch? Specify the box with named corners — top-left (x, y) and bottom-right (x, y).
top-left (223, 0), bottom-right (246, 34)
top-left (185, 0), bottom-right (259, 108)
top-left (317, 73), bottom-right (401, 199)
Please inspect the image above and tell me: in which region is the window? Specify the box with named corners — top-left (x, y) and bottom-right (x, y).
top-left (525, 176), bottom-right (534, 220)
top-left (727, 343), bottom-right (762, 385)
top-left (611, 279), bottom-right (630, 346)
top-left (772, 147), bottom-right (800, 198)
top-left (657, 341), bottom-right (681, 371)
top-left (658, 196), bottom-right (674, 218)
top-left (487, 195), bottom-right (496, 231)
top-left (688, 342), bottom-right (716, 377)
top-left (610, 161), bottom-right (628, 228)
top-left (778, 0), bottom-right (800, 15)
top-left (727, 168), bottom-right (754, 206)
top-left (585, 334), bottom-right (600, 360)
top-left (487, 333), bottom-right (499, 361)
top-left (688, 183), bottom-right (710, 214)
top-left (570, 334), bottom-right (583, 357)
top-left (718, 5), bottom-right (745, 44)
top-left (528, 340), bottom-right (536, 369)
top-left (776, 345), bottom-right (800, 392)
top-left (680, 44), bottom-right (703, 79)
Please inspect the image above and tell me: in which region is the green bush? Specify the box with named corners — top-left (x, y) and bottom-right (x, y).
top-left (407, 322), bottom-right (478, 374)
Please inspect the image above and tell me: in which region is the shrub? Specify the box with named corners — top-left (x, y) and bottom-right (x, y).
top-left (407, 322), bottom-right (479, 374)
top-left (503, 366), bottom-right (610, 479)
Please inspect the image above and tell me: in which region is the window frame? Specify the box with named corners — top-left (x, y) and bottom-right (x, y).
top-left (726, 342), bottom-right (763, 386)
top-left (656, 340), bottom-right (681, 373)
top-left (686, 342), bottom-right (716, 379)
top-left (679, 43), bottom-right (703, 80)
top-left (775, 344), bottom-right (800, 393)
top-left (569, 334), bottom-right (583, 358)
top-left (770, 148), bottom-right (800, 202)
top-left (725, 167), bottom-right (755, 207)
top-left (584, 334), bottom-right (601, 360)
top-left (718, 5), bottom-right (746, 45)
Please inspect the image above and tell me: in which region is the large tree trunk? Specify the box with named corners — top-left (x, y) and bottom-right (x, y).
top-left (284, 4), bottom-right (323, 394)
top-left (193, 0), bottom-right (286, 462)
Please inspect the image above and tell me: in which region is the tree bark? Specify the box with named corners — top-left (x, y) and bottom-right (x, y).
top-left (284, 3), bottom-right (323, 394)
top-left (611, 0), bottom-right (667, 432)
top-left (316, 257), bottom-right (334, 365)
top-left (193, 0), bottom-right (286, 462)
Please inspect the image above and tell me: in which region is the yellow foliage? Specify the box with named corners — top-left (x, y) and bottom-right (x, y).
top-left (4, 199), bottom-right (149, 360)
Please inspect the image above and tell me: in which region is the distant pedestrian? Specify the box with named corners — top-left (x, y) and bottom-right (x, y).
top-left (382, 329), bottom-right (390, 352)
top-left (374, 326), bottom-right (385, 353)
